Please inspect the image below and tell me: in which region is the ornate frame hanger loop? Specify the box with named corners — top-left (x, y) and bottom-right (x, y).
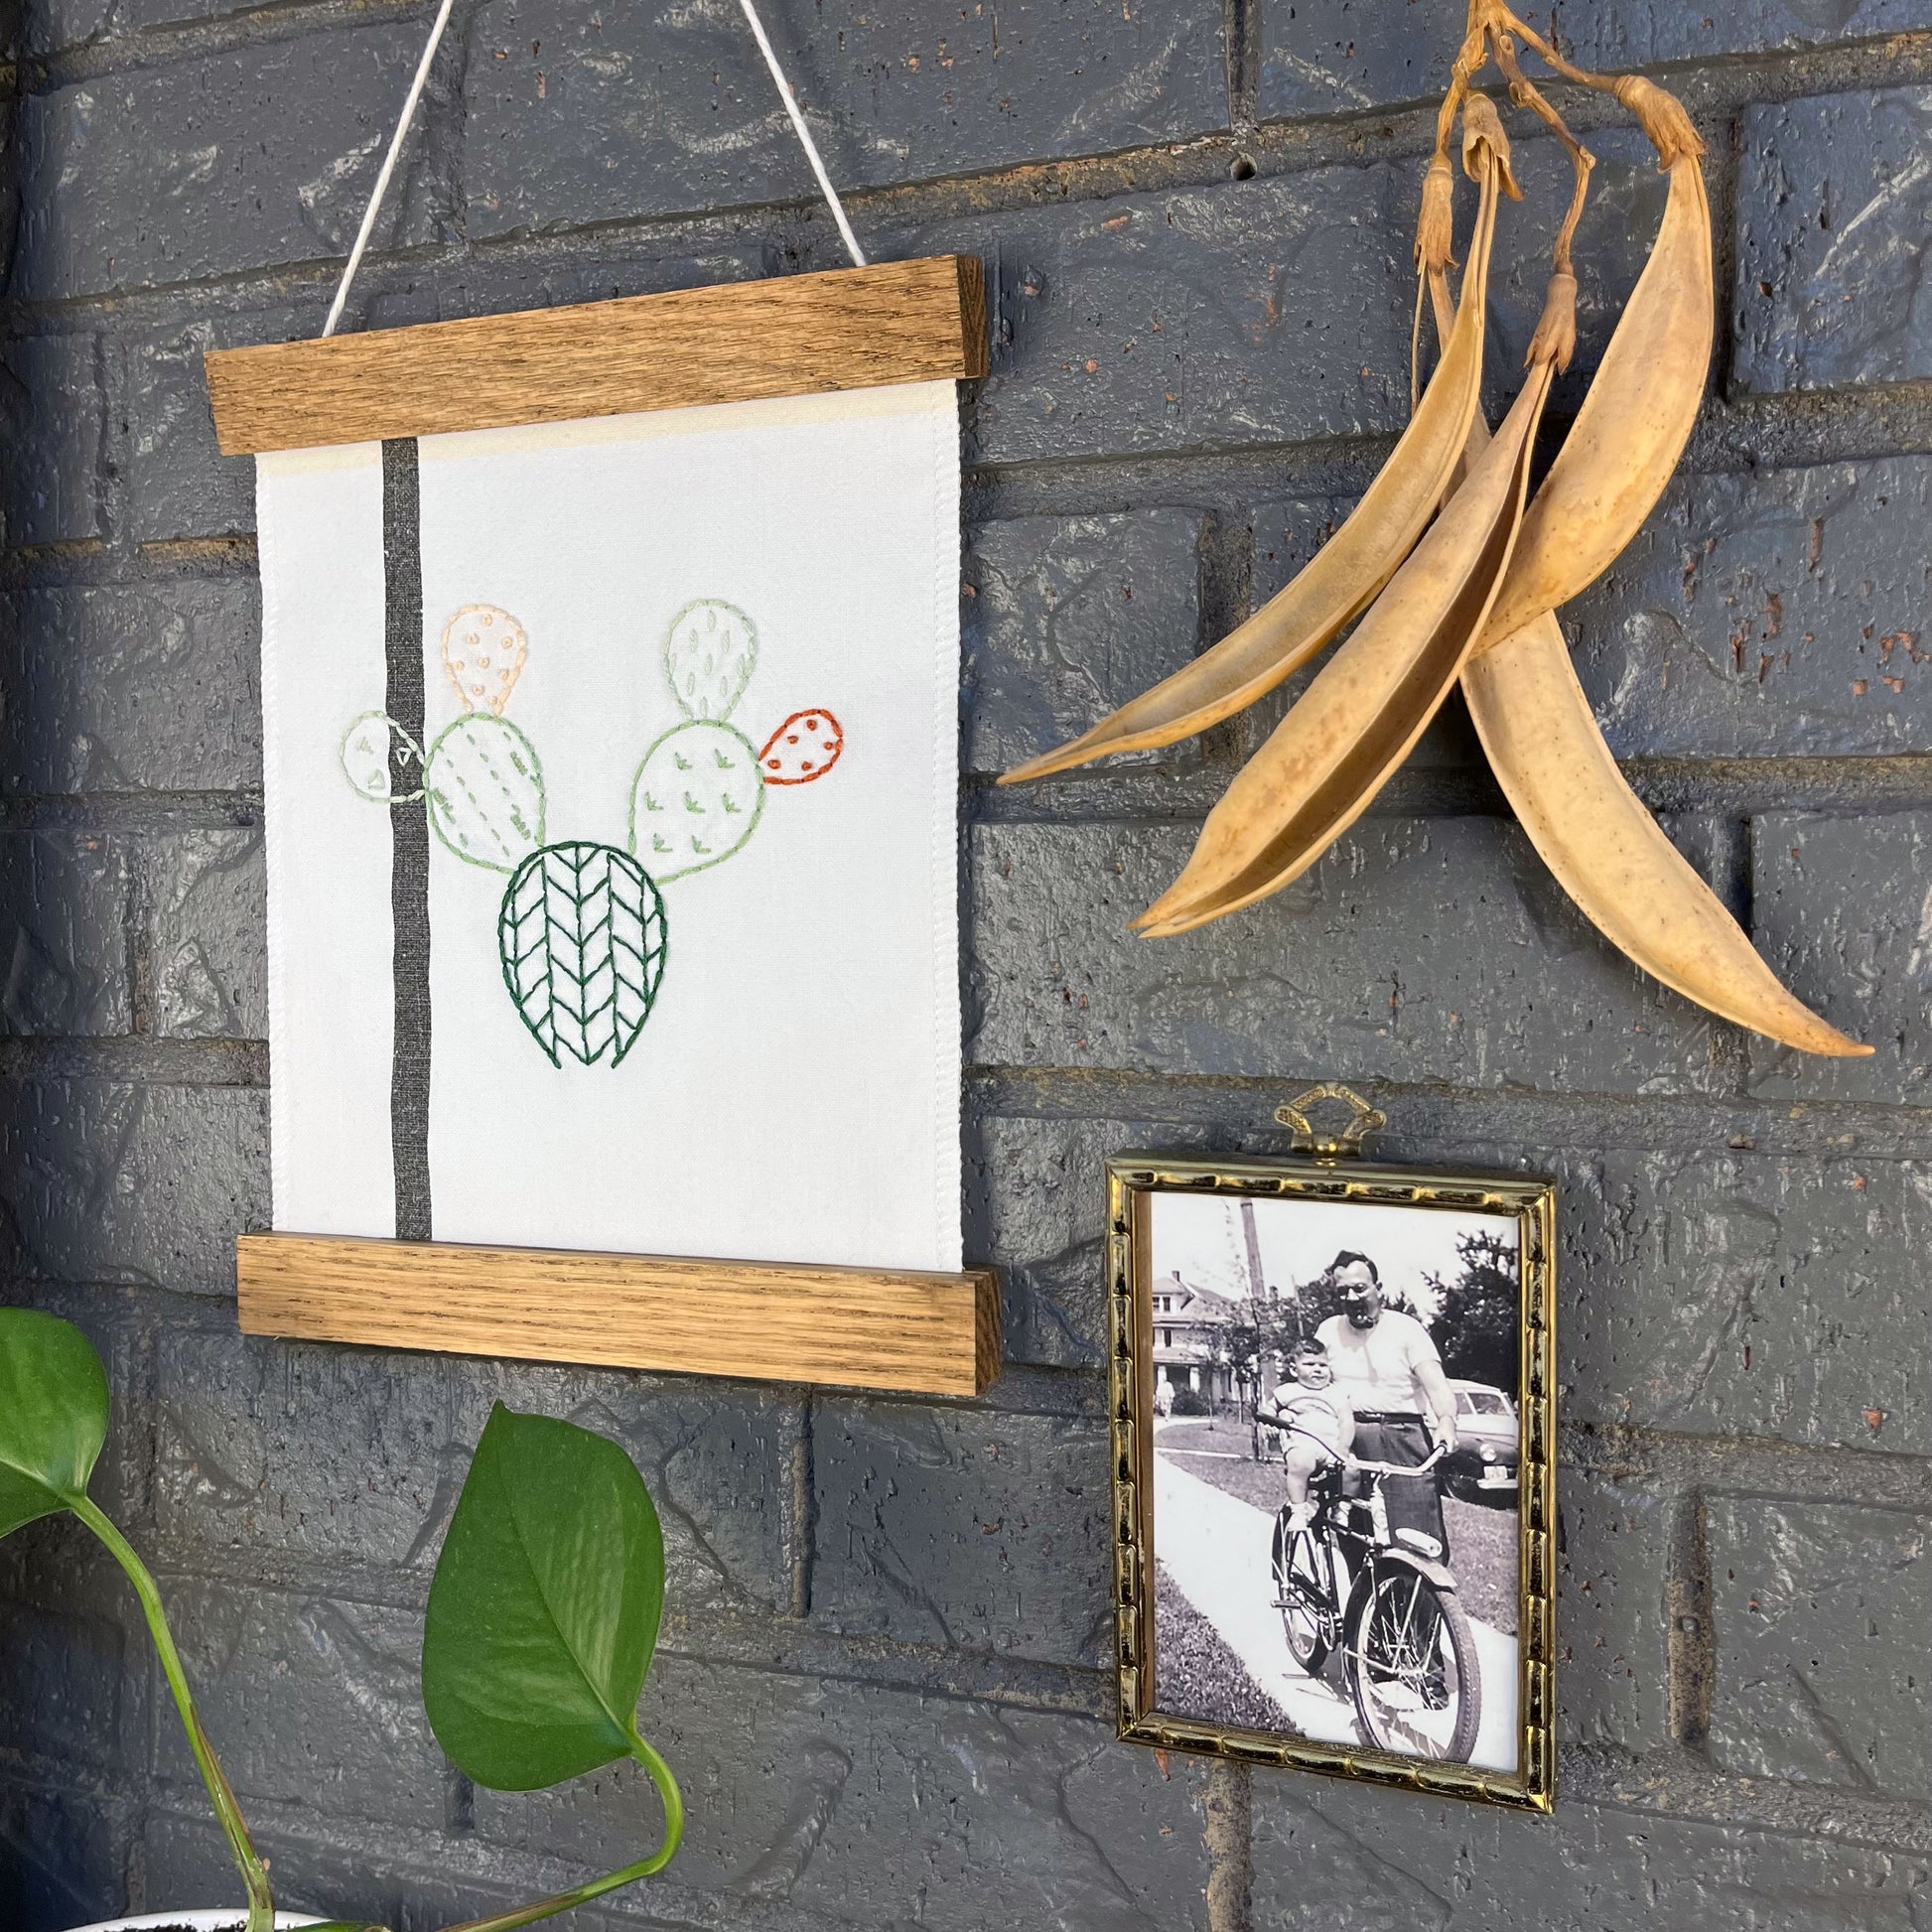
top-left (1274, 1082), bottom-right (1387, 1160)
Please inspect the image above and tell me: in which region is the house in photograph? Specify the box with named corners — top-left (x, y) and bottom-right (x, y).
top-left (1151, 1272), bottom-right (1238, 1405)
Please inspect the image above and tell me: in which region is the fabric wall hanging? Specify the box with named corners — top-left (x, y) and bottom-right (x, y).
top-left (206, 12), bottom-right (996, 1395)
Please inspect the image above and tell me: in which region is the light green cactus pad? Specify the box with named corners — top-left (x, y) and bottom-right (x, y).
top-left (424, 715), bottom-right (546, 872)
top-left (664, 599), bottom-right (758, 722)
top-left (497, 842), bottom-right (668, 1068)
top-left (341, 711), bottom-right (425, 803)
top-left (629, 719), bottom-right (764, 882)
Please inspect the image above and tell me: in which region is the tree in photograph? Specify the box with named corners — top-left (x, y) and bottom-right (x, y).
top-left (1425, 1229), bottom-right (1518, 1390)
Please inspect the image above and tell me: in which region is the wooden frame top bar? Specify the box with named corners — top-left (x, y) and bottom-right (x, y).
top-left (206, 255), bottom-right (988, 456)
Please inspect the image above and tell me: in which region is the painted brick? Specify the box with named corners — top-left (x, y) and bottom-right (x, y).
top-left (1250, 1773), bottom-right (1932, 1930)
top-left (1565, 456), bottom-right (1932, 759)
top-left (144, 829), bottom-right (267, 1040)
top-left (0, 1080), bottom-right (266, 1298)
top-left (0, 832), bottom-right (133, 1037)
top-left (0, 335), bottom-right (103, 547)
top-left (16, 26), bottom-right (452, 302)
top-left (1573, 1150), bottom-right (1932, 1455)
top-left (152, 1329), bottom-right (798, 1615)
top-left (115, 318), bottom-right (289, 546)
top-left (1706, 1496), bottom-right (1930, 1801)
top-left (1556, 1473), bottom-right (1673, 1753)
top-left (151, 1579), bottom-right (448, 1831)
top-left (1260, 1), bottom-right (1927, 120)
top-left (461, 0), bottom-right (1230, 240)
top-left (0, 1779), bottom-right (136, 1932)
top-left (0, 1594), bottom-right (130, 1776)
top-left (1746, 811), bottom-right (1932, 1106)
top-left (472, 1653), bottom-right (1216, 1931)
top-left (1734, 86), bottom-right (1932, 398)
top-left (808, 1397), bottom-right (1113, 1668)
top-left (963, 508), bottom-right (1202, 775)
top-left (0, 580), bottom-right (262, 796)
top-left (967, 818), bottom-right (1729, 1095)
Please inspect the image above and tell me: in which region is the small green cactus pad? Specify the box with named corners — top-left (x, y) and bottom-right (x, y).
top-left (629, 719), bottom-right (764, 882)
top-left (341, 711), bottom-right (425, 803)
top-left (664, 599), bottom-right (758, 721)
top-left (497, 842), bottom-right (669, 1069)
top-left (424, 715), bottom-right (547, 872)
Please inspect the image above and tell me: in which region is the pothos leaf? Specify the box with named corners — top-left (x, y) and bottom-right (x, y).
top-left (0, 1310), bottom-right (109, 1539)
top-left (421, 1404), bottom-right (666, 1792)
top-left (497, 842), bottom-right (668, 1067)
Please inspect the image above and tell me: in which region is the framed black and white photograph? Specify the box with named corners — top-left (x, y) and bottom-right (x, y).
top-left (1107, 1141), bottom-right (1556, 1812)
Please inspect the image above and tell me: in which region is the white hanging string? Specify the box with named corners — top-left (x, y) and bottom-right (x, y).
top-left (321, 0), bottom-right (457, 338)
top-left (734, 0), bottom-right (867, 267)
top-left (320, 0), bottom-right (865, 340)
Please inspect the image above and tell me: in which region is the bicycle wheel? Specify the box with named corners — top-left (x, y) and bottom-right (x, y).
top-left (1270, 1510), bottom-right (1331, 1673)
top-left (1346, 1568), bottom-right (1481, 1761)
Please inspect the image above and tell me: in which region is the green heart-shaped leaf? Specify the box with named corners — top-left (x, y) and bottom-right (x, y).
top-left (0, 1310), bottom-right (108, 1539)
top-left (422, 1403), bottom-right (665, 1792)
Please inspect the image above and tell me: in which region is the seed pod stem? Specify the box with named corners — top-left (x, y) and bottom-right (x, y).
top-left (1526, 270), bottom-right (1578, 372)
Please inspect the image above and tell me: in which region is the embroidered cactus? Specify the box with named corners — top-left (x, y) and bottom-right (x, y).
top-left (424, 715), bottom-right (547, 871)
top-left (629, 720), bottom-right (764, 882)
top-left (759, 708), bottom-right (844, 785)
top-left (498, 842), bottom-right (668, 1068)
top-left (664, 599), bottom-right (758, 722)
top-left (341, 711), bottom-right (425, 802)
top-left (340, 598), bottom-right (845, 1070)
top-left (442, 604), bottom-right (529, 716)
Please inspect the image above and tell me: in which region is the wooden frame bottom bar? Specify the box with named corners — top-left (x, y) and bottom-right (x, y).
top-left (237, 1233), bottom-right (1002, 1398)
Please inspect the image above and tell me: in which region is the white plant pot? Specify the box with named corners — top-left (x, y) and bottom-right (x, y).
top-left (65, 1913), bottom-right (327, 1932)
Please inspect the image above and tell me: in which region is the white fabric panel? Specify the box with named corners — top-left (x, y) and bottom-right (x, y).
top-left (257, 380), bottom-right (962, 1273)
top-left (257, 443), bottom-right (397, 1237)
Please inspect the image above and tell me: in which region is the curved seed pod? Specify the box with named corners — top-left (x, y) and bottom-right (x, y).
top-left (1136, 351), bottom-right (1556, 938)
top-left (1463, 618), bottom-right (1869, 1057)
top-left (1476, 153), bottom-right (1713, 650)
top-left (998, 154), bottom-right (1504, 786)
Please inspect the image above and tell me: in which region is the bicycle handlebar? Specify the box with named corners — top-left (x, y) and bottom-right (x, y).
top-left (1252, 1414), bottom-right (1449, 1479)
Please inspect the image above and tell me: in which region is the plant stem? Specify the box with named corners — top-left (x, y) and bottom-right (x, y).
top-left (436, 1733), bottom-right (684, 1932)
top-left (72, 1494), bottom-right (278, 1932)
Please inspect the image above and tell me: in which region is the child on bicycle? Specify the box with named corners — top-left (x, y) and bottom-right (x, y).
top-left (1258, 1337), bottom-right (1356, 1533)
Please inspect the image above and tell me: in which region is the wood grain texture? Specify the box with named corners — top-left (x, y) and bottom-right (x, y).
top-left (206, 256), bottom-right (988, 455)
top-left (236, 1232), bottom-right (1003, 1398)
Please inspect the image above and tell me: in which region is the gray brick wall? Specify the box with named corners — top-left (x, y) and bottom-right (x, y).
top-left (3, 1), bottom-right (1931, 1927)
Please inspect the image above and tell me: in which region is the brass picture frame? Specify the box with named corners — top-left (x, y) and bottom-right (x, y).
top-left (1107, 1093), bottom-right (1556, 1812)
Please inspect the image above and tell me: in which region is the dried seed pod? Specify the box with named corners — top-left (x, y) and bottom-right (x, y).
top-left (1612, 73), bottom-right (1706, 168)
top-left (1460, 92), bottom-right (1522, 198)
top-left (1135, 355), bottom-right (1555, 937)
top-left (1476, 153), bottom-right (1713, 651)
top-left (1525, 270), bottom-right (1578, 372)
top-left (1414, 154), bottom-right (1457, 272)
top-left (1000, 151), bottom-right (1506, 785)
top-left (1462, 616), bottom-right (1868, 1057)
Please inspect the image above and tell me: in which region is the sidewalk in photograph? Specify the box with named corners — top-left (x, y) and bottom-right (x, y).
top-left (1153, 1452), bottom-right (1519, 1772)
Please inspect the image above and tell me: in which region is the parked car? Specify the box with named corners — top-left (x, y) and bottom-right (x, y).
top-left (1443, 1378), bottom-right (1519, 1505)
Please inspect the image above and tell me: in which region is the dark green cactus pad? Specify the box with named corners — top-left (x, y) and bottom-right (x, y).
top-left (497, 842), bottom-right (668, 1068)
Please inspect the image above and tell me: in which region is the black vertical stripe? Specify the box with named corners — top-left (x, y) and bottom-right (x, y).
top-left (383, 437), bottom-right (433, 1241)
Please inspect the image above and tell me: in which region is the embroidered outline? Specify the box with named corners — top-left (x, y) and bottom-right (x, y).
top-left (497, 841), bottom-right (669, 1069)
top-left (663, 598), bottom-right (758, 722)
top-left (441, 603), bottom-right (530, 716)
top-left (422, 714), bottom-right (548, 872)
top-left (759, 708), bottom-right (845, 785)
top-left (628, 718), bottom-right (766, 882)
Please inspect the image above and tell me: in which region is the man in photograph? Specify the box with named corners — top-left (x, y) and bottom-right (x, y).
top-left (1312, 1251), bottom-right (1458, 1554)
